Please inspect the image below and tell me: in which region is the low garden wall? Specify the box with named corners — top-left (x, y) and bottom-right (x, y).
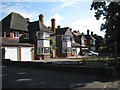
top-left (2, 59), bottom-right (115, 78)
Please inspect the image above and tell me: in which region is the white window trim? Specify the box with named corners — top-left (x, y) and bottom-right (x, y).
top-left (62, 47), bottom-right (71, 53)
top-left (13, 31), bottom-right (19, 38)
top-left (37, 32), bottom-right (50, 39)
top-left (62, 36), bottom-right (71, 41)
top-left (37, 47), bottom-right (50, 55)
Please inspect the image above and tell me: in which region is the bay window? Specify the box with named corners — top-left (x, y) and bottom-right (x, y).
top-left (63, 36), bottom-right (70, 41)
top-left (38, 47), bottom-right (50, 55)
top-left (37, 32), bottom-right (49, 39)
top-left (62, 47), bottom-right (71, 53)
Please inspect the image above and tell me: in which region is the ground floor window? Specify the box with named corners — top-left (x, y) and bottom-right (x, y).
top-left (72, 48), bottom-right (76, 53)
top-left (62, 47), bottom-right (71, 53)
top-left (38, 47), bottom-right (50, 55)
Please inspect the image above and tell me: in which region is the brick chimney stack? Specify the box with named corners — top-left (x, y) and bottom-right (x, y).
top-left (51, 18), bottom-right (56, 33)
top-left (39, 14), bottom-right (43, 24)
top-left (87, 30), bottom-right (89, 35)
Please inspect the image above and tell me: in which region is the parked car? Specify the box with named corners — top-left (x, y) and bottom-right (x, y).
top-left (83, 51), bottom-right (99, 56)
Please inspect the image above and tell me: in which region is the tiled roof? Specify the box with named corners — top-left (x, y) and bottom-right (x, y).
top-left (71, 42), bottom-right (81, 47)
top-left (1, 12), bottom-right (29, 31)
top-left (56, 27), bottom-right (73, 37)
top-left (84, 35), bottom-right (96, 41)
top-left (28, 21), bottom-right (52, 33)
top-left (2, 37), bottom-right (34, 46)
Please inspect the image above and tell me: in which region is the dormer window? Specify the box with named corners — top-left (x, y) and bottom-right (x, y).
top-left (24, 33), bottom-right (29, 39)
top-left (13, 31), bottom-right (19, 38)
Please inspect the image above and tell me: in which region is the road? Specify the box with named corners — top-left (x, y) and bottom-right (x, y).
top-left (2, 65), bottom-right (119, 89)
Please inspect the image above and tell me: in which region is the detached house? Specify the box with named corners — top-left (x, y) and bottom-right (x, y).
top-left (1, 12), bottom-right (34, 61)
top-left (72, 30), bottom-right (96, 55)
top-left (1, 12), bottom-right (52, 61)
top-left (50, 19), bottom-right (80, 58)
top-left (28, 14), bottom-right (53, 60)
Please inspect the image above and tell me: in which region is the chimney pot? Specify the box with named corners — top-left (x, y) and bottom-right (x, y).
top-left (26, 18), bottom-right (30, 22)
top-left (48, 26), bottom-right (50, 29)
top-left (87, 30), bottom-right (89, 35)
top-left (82, 32), bottom-right (84, 35)
top-left (39, 14), bottom-right (44, 24)
top-left (57, 25), bottom-right (60, 29)
top-left (91, 31), bottom-right (93, 36)
top-left (70, 28), bottom-right (72, 32)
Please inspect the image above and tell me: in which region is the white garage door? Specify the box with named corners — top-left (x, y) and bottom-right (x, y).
top-left (5, 47), bottom-right (19, 61)
top-left (21, 47), bottom-right (32, 61)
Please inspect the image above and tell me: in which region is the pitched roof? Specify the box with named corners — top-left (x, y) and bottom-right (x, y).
top-left (28, 21), bottom-right (52, 33)
top-left (71, 42), bottom-right (81, 47)
top-left (72, 31), bottom-right (81, 36)
top-left (56, 27), bottom-right (73, 37)
top-left (2, 37), bottom-right (34, 46)
top-left (84, 35), bottom-right (96, 41)
top-left (1, 12), bottom-right (29, 31)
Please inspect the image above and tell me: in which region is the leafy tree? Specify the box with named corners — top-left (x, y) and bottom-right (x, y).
top-left (50, 38), bottom-right (55, 57)
top-left (93, 34), bottom-right (103, 50)
top-left (91, 1), bottom-right (120, 54)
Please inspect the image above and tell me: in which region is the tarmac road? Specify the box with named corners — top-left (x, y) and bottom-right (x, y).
top-left (2, 65), bottom-right (119, 89)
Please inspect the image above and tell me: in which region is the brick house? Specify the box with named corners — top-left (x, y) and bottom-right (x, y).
top-left (72, 30), bottom-right (96, 55)
top-left (50, 19), bottom-right (80, 58)
top-left (28, 14), bottom-right (53, 60)
top-left (1, 12), bottom-right (52, 61)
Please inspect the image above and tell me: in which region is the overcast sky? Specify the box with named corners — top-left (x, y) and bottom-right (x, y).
top-left (0, 0), bottom-right (105, 37)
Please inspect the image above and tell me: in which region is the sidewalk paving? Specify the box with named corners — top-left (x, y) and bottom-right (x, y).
top-left (33, 56), bottom-right (86, 62)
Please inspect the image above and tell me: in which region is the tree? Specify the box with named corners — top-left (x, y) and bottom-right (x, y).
top-left (93, 34), bottom-right (103, 50)
top-left (50, 38), bottom-right (55, 57)
top-left (91, 1), bottom-right (120, 54)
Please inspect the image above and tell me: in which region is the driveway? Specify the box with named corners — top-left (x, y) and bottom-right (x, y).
top-left (2, 65), bottom-right (119, 88)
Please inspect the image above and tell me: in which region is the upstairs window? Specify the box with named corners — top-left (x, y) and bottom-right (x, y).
top-left (43, 32), bottom-right (49, 39)
top-left (24, 33), bottom-right (29, 39)
top-left (72, 38), bottom-right (75, 43)
top-left (63, 36), bottom-right (70, 41)
top-left (13, 31), bottom-right (19, 38)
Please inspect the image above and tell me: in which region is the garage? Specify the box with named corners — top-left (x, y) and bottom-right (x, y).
top-left (21, 47), bottom-right (32, 61)
top-left (5, 47), bottom-right (19, 61)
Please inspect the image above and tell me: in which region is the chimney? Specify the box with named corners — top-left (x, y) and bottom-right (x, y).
top-left (39, 14), bottom-right (44, 24)
top-left (70, 28), bottom-right (72, 32)
top-left (57, 25), bottom-right (60, 29)
top-left (26, 18), bottom-right (30, 22)
top-left (51, 18), bottom-right (56, 33)
top-left (48, 26), bottom-right (50, 29)
top-left (91, 31), bottom-right (93, 36)
top-left (82, 32), bottom-right (84, 35)
top-left (87, 30), bottom-right (89, 35)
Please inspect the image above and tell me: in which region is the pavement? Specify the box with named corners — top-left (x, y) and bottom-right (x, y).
top-left (33, 56), bottom-right (85, 62)
top-left (2, 65), bottom-right (120, 88)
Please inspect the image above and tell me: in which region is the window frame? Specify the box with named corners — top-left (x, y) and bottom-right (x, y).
top-left (24, 33), bottom-right (29, 39)
top-left (37, 47), bottom-right (50, 55)
top-left (62, 35), bottom-right (71, 41)
top-left (13, 31), bottom-right (19, 38)
top-left (62, 47), bottom-right (71, 53)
